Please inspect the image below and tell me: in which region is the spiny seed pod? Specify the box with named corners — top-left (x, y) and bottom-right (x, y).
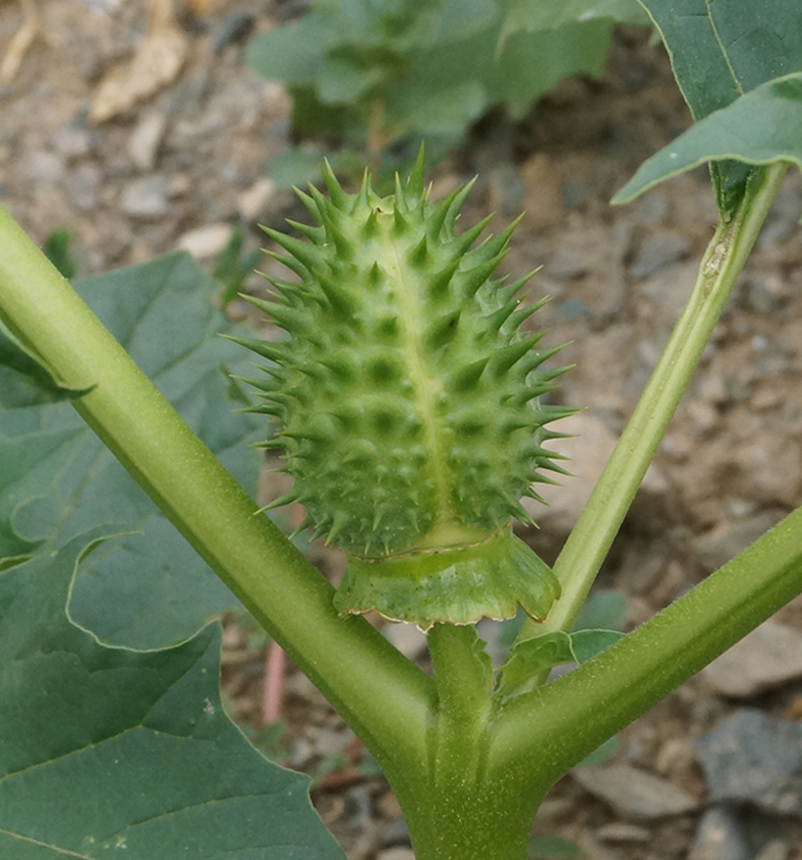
top-left (234, 151), bottom-right (574, 629)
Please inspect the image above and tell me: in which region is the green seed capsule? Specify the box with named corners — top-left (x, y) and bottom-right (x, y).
top-left (235, 151), bottom-right (573, 628)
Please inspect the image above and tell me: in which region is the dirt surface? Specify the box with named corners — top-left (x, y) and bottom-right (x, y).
top-left (3, 3), bottom-right (802, 859)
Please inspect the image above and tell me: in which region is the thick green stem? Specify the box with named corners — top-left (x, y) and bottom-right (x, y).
top-left (492, 503), bottom-right (802, 790)
top-left (428, 623), bottom-right (493, 780)
top-left (396, 624), bottom-right (542, 860)
top-left (0, 203), bottom-right (435, 786)
top-left (522, 162), bottom-right (788, 639)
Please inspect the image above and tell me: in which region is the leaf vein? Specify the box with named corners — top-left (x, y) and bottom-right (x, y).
top-left (704, 0), bottom-right (744, 96)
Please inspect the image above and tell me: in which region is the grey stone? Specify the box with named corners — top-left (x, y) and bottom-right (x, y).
top-left (692, 512), bottom-right (784, 575)
top-left (639, 260), bottom-right (699, 317)
top-left (338, 786), bottom-right (373, 832)
top-left (754, 841), bottom-right (789, 860)
top-left (695, 709), bottom-right (802, 814)
top-left (486, 162), bottom-right (526, 216)
top-left (52, 127), bottom-right (92, 159)
top-left (128, 111), bottom-right (168, 171)
top-left (635, 192), bottom-right (670, 224)
top-left (381, 816), bottom-right (411, 848)
top-left (66, 162), bottom-right (101, 211)
top-left (573, 763), bottom-right (699, 819)
top-left (595, 822), bottom-right (651, 843)
top-left (376, 849), bottom-right (415, 860)
top-left (700, 618), bottom-right (802, 697)
top-left (237, 177), bottom-right (278, 221)
top-left (630, 232), bottom-right (691, 278)
top-left (548, 245), bottom-right (594, 279)
top-left (562, 179), bottom-right (589, 209)
top-left (120, 175), bottom-right (170, 217)
top-left (176, 223), bottom-right (234, 260)
top-left (688, 806), bottom-right (750, 860)
top-left (522, 411), bottom-right (667, 537)
top-left (757, 185), bottom-right (802, 246)
top-left (24, 150), bottom-right (64, 186)
top-left (213, 12), bottom-right (257, 52)
top-left (742, 275), bottom-right (789, 315)
top-left (385, 623), bottom-right (428, 661)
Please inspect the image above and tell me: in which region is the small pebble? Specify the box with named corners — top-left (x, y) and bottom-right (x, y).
top-left (688, 805), bottom-right (750, 860)
top-left (214, 13), bottom-right (257, 52)
top-left (655, 738), bottom-right (697, 780)
top-left (375, 849), bottom-right (415, 860)
top-left (696, 709), bottom-right (802, 814)
top-left (573, 763), bottom-right (698, 819)
top-left (754, 841), bottom-right (789, 860)
top-left (120, 175), bottom-right (170, 217)
top-left (596, 822), bottom-right (651, 843)
top-left (24, 150), bottom-right (64, 186)
top-left (128, 112), bottom-right (168, 171)
top-left (692, 512), bottom-right (784, 576)
top-left (385, 623), bottom-right (428, 661)
top-left (52, 127), bottom-right (92, 159)
top-left (177, 223), bottom-right (234, 259)
top-left (380, 817), bottom-right (411, 848)
top-left (238, 176), bottom-right (278, 221)
top-left (630, 232), bottom-right (691, 279)
top-left (67, 162), bottom-right (101, 211)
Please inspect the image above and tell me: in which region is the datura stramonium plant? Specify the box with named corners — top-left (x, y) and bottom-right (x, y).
top-left (234, 153), bottom-right (574, 629)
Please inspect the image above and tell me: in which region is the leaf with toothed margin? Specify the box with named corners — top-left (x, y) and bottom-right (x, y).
top-left (0, 528), bottom-right (346, 860)
top-left (0, 328), bottom-right (93, 409)
top-left (247, 2), bottom-right (619, 151)
top-left (0, 253), bottom-right (264, 649)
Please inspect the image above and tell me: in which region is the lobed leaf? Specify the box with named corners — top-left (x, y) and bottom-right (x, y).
top-left (0, 329), bottom-right (91, 408)
top-left (0, 529), bottom-right (345, 859)
top-left (0, 253), bottom-right (263, 649)
top-left (248, 0), bottom-right (624, 155)
top-left (498, 0), bottom-right (649, 51)
top-left (0, 429), bottom-right (84, 569)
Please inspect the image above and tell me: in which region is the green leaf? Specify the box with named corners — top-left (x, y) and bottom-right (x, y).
top-left (249, 0), bottom-right (620, 155)
top-left (316, 56), bottom-right (387, 104)
top-left (246, 16), bottom-right (330, 86)
top-left (0, 529), bottom-right (346, 860)
top-left (488, 20), bottom-right (613, 118)
top-left (0, 329), bottom-right (91, 408)
top-left (0, 429), bottom-right (84, 569)
top-left (497, 631), bottom-right (575, 695)
top-left (499, 0), bottom-right (649, 50)
top-left (212, 226), bottom-right (261, 307)
top-left (388, 17), bottom-right (613, 142)
top-left (621, 0), bottom-right (802, 213)
top-left (570, 628), bottom-right (625, 663)
top-left (614, 72), bottom-right (802, 204)
top-left (571, 587), bottom-right (628, 632)
top-left (0, 253), bottom-right (263, 649)
top-left (42, 228), bottom-right (77, 279)
top-left (498, 627), bottom-right (624, 696)
top-left (528, 834), bottom-right (581, 859)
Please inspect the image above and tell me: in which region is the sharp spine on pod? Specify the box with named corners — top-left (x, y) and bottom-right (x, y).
top-left (233, 147), bottom-right (575, 629)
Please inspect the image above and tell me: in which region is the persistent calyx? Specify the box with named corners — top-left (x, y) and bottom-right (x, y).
top-left (234, 151), bottom-right (573, 628)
